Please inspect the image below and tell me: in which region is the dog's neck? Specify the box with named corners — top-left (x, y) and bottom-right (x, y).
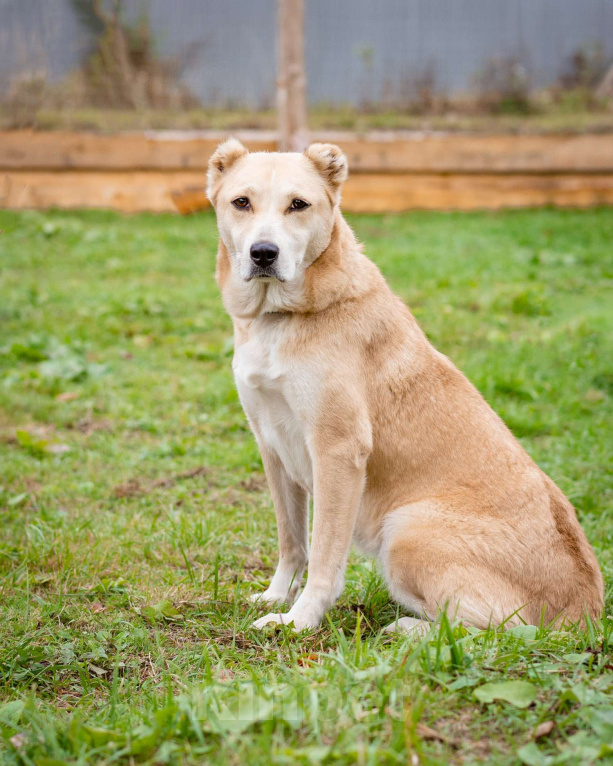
top-left (216, 211), bottom-right (379, 320)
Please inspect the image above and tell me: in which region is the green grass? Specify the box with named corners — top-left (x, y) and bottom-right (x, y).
top-left (3, 104), bottom-right (613, 134)
top-left (0, 207), bottom-right (612, 765)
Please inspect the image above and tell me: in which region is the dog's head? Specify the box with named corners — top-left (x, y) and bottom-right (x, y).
top-left (207, 140), bottom-right (348, 291)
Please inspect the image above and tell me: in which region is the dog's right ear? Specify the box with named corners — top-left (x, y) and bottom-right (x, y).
top-left (206, 138), bottom-right (248, 204)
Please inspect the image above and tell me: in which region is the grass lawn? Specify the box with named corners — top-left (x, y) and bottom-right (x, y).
top-left (0, 206), bottom-right (612, 765)
top-left (4, 105), bottom-right (613, 134)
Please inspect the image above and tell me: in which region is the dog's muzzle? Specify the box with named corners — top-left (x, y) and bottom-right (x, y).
top-left (247, 241), bottom-right (283, 281)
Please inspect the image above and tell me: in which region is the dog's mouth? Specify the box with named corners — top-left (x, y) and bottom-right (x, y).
top-left (246, 266), bottom-right (285, 283)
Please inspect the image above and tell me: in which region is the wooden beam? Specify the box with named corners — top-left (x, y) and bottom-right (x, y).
top-left (0, 170), bottom-right (207, 213)
top-left (277, 0), bottom-right (308, 151)
top-left (337, 133), bottom-right (613, 173)
top-left (1, 131), bottom-right (612, 172)
top-left (341, 172), bottom-right (613, 212)
top-left (0, 131), bottom-right (277, 171)
top-left (4, 170), bottom-right (613, 214)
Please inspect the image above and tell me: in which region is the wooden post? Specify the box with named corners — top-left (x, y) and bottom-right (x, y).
top-left (596, 63), bottom-right (613, 101)
top-left (277, 0), bottom-right (308, 151)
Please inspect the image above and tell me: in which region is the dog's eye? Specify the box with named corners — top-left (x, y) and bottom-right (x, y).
top-left (289, 198), bottom-right (309, 211)
top-left (232, 197), bottom-right (250, 209)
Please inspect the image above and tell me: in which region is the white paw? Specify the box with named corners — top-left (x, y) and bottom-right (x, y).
top-left (384, 616), bottom-right (431, 638)
top-left (252, 611), bottom-right (316, 632)
top-left (249, 589), bottom-right (294, 606)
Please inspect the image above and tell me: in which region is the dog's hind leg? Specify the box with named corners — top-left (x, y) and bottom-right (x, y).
top-left (380, 501), bottom-right (530, 630)
top-left (249, 446), bottom-right (309, 606)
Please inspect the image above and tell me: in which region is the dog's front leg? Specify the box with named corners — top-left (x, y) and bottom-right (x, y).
top-left (250, 446), bottom-right (309, 606)
top-left (253, 433), bottom-right (369, 631)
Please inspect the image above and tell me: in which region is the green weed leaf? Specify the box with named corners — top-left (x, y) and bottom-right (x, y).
top-left (474, 680), bottom-right (536, 708)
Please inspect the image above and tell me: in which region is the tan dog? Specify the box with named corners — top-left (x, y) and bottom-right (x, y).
top-left (207, 138), bottom-right (603, 635)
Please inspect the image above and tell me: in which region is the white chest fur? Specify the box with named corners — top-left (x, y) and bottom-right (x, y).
top-left (232, 322), bottom-right (313, 494)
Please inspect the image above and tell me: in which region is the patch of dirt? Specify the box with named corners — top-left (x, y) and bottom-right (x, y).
top-left (241, 553), bottom-right (270, 573)
top-left (237, 474), bottom-right (267, 492)
top-left (432, 710), bottom-right (494, 762)
top-left (112, 466), bottom-right (209, 498)
top-left (208, 630), bottom-right (258, 651)
top-left (71, 417), bottom-right (113, 435)
top-left (416, 723), bottom-right (460, 748)
top-left (113, 478), bottom-right (142, 498)
top-left (151, 465), bottom-right (208, 489)
top-left (24, 477), bottom-right (42, 494)
top-left (205, 488), bottom-right (243, 508)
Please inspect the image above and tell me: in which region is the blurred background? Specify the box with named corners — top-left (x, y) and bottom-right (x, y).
top-left (1, 0), bottom-right (613, 212)
top-left (2, 0), bottom-right (613, 131)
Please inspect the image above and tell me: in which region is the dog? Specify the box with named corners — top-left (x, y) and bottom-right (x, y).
top-left (206, 138), bottom-right (603, 635)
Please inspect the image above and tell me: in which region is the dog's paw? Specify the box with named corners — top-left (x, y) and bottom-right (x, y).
top-left (252, 612), bottom-right (287, 629)
top-left (249, 590), bottom-right (290, 606)
top-left (384, 616), bottom-right (431, 639)
top-left (252, 612), bottom-right (316, 632)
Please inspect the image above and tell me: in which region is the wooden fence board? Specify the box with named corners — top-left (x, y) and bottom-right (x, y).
top-left (4, 170), bottom-right (613, 213)
top-left (0, 131), bottom-right (277, 171)
top-left (1, 131), bottom-right (612, 172)
top-left (1, 171), bottom-right (206, 213)
top-left (337, 133), bottom-right (613, 173)
top-left (341, 172), bottom-right (613, 211)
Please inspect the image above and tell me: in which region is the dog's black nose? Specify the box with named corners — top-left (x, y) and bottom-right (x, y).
top-left (250, 241), bottom-right (279, 267)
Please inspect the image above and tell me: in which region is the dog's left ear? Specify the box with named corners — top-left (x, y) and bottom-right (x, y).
top-left (207, 138), bottom-right (248, 204)
top-left (304, 143), bottom-right (348, 201)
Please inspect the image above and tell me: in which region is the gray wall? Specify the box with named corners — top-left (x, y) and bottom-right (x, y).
top-left (1, 0), bottom-right (612, 107)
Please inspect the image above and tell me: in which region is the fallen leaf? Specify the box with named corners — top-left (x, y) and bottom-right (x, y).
top-left (297, 653), bottom-right (320, 667)
top-left (88, 664), bottom-right (108, 676)
top-left (417, 722), bottom-right (458, 746)
top-left (55, 392), bottom-right (79, 402)
top-left (534, 721), bottom-right (555, 740)
top-left (91, 602), bottom-right (106, 614)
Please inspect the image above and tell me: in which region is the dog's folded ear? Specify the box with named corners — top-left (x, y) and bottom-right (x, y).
top-left (304, 143), bottom-right (348, 199)
top-left (207, 138), bottom-right (248, 204)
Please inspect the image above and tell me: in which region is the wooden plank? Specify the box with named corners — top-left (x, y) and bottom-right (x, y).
top-left (1, 130), bottom-right (613, 172)
top-left (4, 170), bottom-right (613, 213)
top-left (0, 170), bottom-right (207, 213)
top-left (342, 172), bottom-right (613, 211)
top-left (0, 131), bottom-right (277, 171)
top-left (337, 133), bottom-right (613, 173)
